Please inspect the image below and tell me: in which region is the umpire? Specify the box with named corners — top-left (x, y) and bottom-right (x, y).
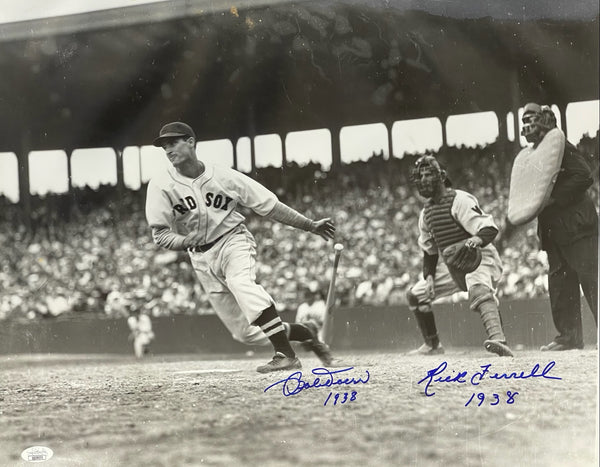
top-left (521, 103), bottom-right (598, 350)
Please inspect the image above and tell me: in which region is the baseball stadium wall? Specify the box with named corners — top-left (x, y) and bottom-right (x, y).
top-left (1, 298), bottom-right (596, 355)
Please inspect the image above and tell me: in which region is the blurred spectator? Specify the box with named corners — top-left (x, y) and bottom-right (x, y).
top-left (295, 287), bottom-right (327, 340)
top-left (127, 309), bottom-right (155, 358)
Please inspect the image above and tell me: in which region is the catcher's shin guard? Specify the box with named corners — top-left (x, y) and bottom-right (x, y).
top-left (407, 291), bottom-right (440, 349)
top-left (469, 284), bottom-right (505, 342)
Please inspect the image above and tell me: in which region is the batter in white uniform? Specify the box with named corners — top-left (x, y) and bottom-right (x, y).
top-left (146, 122), bottom-right (336, 373)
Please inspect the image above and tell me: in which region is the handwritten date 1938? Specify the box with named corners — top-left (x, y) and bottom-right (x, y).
top-left (465, 391), bottom-right (519, 407)
top-left (324, 391), bottom-right (358, 406)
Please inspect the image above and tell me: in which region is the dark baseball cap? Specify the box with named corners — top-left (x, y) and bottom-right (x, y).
top-left (153, 122), bottom-right (196, 147)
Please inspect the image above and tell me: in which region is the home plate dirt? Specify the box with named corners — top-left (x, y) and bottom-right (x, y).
top-left (0, 349), bottom-right (597, 466)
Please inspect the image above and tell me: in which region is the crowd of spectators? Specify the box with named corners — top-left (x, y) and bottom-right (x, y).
top-left (1, 134), bottom-right (598, 321)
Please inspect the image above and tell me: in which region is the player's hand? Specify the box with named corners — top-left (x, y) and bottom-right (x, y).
top-left (454, 237), bottom-right (481, 270)
top-left (311, 218), bottom-right (336, 241)
top-left (425, 275), bottom-right (435, 300)
top-left (464, 236), bottom-right (483, 249)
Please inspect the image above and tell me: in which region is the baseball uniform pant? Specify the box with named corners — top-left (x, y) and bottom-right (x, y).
top-left (189, 224), bottom-right (271, 346)
top-left (410, 248), bottom-right (503, 303)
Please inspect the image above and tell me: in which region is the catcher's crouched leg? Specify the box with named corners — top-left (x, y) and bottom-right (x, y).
top-left (406, 289), bottom-right (444, 355)
top-left (469, 284), bottom-right (513, 357)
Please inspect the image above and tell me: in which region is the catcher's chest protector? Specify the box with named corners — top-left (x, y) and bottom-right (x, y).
top-left (423, 190), bottom-right (471, 251)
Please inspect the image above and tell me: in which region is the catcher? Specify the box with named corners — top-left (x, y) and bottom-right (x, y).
top-left (405, 155), bottom-right (513, 357)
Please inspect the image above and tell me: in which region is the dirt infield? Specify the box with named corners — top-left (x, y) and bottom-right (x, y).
top-left (1, 349), bottom-right (597, 466)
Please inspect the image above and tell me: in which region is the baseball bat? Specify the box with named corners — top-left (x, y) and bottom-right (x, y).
top-left (321, 243), bottom-right (343, 345)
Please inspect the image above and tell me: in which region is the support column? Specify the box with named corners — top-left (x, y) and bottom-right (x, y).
top-left (557, 104), bottom-right (567, 135)
top-left (440, 114), bottom-right (448, 148)
top-left (66, 148), bottom-right (73, 192)
top-left (66, 148), bottom-right (75, 221)
top-left (114, 146), bottom-right (125, 192)
top-left (247, 103), bottom-right (257, 177)
top-left (138, 147), bottom-right (143, 187)
top-left (232, 138), bottom-right (238, 171)
top-left (17, 132), bottom-right (32, 228)
top-left (385, 120), bottom-right (396, 187)
top-left (509, 68), bottom-right (522, 154)
top-left (496, 110), bottom-right (511, 165)
top-left (330, 125), bottom-right (341, 172)
top-left (281, 132), bottom-right (287, 167)
top-left (280, 132), bottom-right (288, 193)
top-left (250, 135), bottom-right (257, 178)
top-left (387, 121), bottom-right (395, 160)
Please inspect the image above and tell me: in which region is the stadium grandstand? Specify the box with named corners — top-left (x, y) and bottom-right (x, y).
top-left (0, 0), bottom-right (598, 349)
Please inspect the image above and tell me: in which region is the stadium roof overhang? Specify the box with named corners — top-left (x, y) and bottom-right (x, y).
top-left (0, 0), bottom-right (598, 153)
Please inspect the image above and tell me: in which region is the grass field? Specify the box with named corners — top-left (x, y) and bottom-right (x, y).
top-left (1, 348), bottom-right (597, 466)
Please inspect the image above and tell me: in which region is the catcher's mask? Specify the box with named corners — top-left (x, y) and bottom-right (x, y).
top-left (409, 155), bottom-right (448, 198)
top-left (521, 103), bottom-right (557, 144)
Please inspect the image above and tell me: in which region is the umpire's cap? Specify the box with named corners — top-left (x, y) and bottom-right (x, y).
top-left (153, 122), bottom-right (196, 147)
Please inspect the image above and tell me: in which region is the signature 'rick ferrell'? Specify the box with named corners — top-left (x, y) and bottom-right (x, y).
top-left (418, 361), bottom-right (562, 396)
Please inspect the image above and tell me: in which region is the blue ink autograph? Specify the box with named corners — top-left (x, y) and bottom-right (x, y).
top-left (418, 361), bottom-right (561, 397)
top-left (264, 367), bottom-right (370, 397)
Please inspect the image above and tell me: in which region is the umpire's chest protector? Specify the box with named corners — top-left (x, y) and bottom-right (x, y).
top-left (423, 190), bottom-right (470, 251)
top-left (507, 128), bottom-right (565, 226)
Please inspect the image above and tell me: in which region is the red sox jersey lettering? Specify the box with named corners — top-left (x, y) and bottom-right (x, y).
top-left (146, 164), bottom-right (277, 245)
top-left (172, 193), bottom-right (232, 215)
top-left (173, 196), bottom-right (197, 214)
top-left (205, 193), bottom-right (234, 210)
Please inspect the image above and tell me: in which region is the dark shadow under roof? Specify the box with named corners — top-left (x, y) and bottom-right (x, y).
top-left (0, 0), bottom-right (597, 152)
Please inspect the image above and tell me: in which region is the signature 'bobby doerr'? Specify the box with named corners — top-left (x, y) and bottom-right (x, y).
top-left (264, 367), bottom-right (370, 397)
top-left (418, 361), bottom-right (562, 396)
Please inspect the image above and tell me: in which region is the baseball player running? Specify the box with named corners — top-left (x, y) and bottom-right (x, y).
top-left (146, 122), bottom-right (336, 373)
top-left (405, 155), bottom-right (513, 357)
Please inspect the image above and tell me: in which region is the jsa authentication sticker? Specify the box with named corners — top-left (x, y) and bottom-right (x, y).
top-left (20, 446), bottom-right (54, 463)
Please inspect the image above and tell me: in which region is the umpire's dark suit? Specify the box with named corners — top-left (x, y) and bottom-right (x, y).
top-left (538, 141), bottom-right (598, 348)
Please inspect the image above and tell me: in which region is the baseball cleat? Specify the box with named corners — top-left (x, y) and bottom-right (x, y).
top-left (256, 352), bottom-right (302, 373)
top-left (484, 340), bottom-right (514, 357)
top-left (540, 341), bottom-right (582, 351)
top-left (407, 343), bottom-right (445, 356)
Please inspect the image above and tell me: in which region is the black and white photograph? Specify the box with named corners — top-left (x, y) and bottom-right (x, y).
top-left (0, 0), bottom-right (598, 465)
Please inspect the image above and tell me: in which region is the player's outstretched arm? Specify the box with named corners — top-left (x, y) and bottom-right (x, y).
top-left (265, 201), bottom-right (335, 241)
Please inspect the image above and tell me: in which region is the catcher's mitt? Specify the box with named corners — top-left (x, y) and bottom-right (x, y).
top-left (442, 240), bottom-right (482, 274)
